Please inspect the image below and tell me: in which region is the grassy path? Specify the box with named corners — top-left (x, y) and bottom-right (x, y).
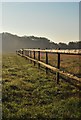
top-left (2, 54), bottom-right (81, 119)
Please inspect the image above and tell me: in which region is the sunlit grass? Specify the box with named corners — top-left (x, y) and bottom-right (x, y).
top-left (2, 54), bottom-right (81, 119)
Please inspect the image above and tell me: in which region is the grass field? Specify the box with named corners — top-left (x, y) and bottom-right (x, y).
top-left (2, 54), bottom-right (81, 119)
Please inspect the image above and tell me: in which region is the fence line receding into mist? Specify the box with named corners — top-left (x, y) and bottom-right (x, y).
top-left (16, 49), bottom-right (81, 87)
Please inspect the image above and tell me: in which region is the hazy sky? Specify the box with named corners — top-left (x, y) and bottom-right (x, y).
top-left (1, 1), bottom-right (79, 43)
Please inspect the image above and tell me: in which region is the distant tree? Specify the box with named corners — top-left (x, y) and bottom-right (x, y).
top-left (58, 42), bottom-right (68, 49)
top-left (49, 42), bottom-right (58, 49)
top-left (76, 41), bottom-right (81, 49)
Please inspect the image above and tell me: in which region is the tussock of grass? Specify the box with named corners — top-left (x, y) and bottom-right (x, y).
top-left (2, 54), bottom-right (81, 119)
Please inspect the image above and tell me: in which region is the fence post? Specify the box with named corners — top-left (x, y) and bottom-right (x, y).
top-left (23, 49), bottom-right (25, 56)
top-left (34, 51), bottom-right (36, 66)
top-left (46, 51), bottom-right (48, 74)
top-left (56, 52), bottom-right (60, 84)
top-left (22, 48), bottom-right (24, 56)
top-left (27, 50), bottom-right (30, 62)
top-left (25, 50), bottom-right (27, 56)
top-left (27, 50), bottom-right (29, 57)
top-left (30, 50), bottom-right (32, 63)
top-left (38, 49), bottom-right (40, 68)
top-left (30, 51), bottom-right (31, 57)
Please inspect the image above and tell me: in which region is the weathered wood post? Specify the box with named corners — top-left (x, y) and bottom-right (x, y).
top-left (21, 49), bottom-right (22, 55)
top-left (56, 49), bottom-right (60, 84)
top-left (25, 50), bottom-right (27, 56)
top-left (30, 51), bottom-right (31, 57)
top-left (33, 50), bottom-right (36, 66)
top-left (22, 48), bottom-right (24, 56)
top-left (25, 50), bottom-right (27, 58)
top-left (27, 50), bottom-right (29, 57)
top-left (28, 50), bottom-right (30, 62)
top-left (27, 50), bottom-right (29, 56)
top-left (30, 50), bottom-right (32, 63)
top-left (23, 49), bottom-right (25, 56)
top-left (38, 49), bottom-right (40, 68)
top-left (26, 50), bottom-right (27, 56)
top-left (46, 50), bottom-right (48, 74)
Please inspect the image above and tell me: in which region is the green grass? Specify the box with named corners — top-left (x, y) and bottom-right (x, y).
top-left (2, 54), bottom-right (81, 120)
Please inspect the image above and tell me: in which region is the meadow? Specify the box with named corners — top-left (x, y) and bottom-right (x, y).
top-left (2, 53), bottom-right (81, 120)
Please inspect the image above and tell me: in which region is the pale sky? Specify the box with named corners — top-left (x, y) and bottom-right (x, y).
top-left (0, 1), bottom-right (80, 43)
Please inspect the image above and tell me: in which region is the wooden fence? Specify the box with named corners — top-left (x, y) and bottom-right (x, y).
top-left (16, 49), bottom-right (81, 86)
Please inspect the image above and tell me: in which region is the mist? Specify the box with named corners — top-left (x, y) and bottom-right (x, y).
top-left (1, 32), bottom-right (81, 53)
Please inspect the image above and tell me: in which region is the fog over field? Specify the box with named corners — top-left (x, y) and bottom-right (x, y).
top-left (1, 32), bottom-right (81, 53)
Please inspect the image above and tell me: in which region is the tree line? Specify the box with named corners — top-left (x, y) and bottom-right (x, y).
top-left (1, 32), bottom-right (81, 52)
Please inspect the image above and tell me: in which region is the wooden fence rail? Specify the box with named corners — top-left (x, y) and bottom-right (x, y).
top-left (16, 49), bottom-right (81, 86)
